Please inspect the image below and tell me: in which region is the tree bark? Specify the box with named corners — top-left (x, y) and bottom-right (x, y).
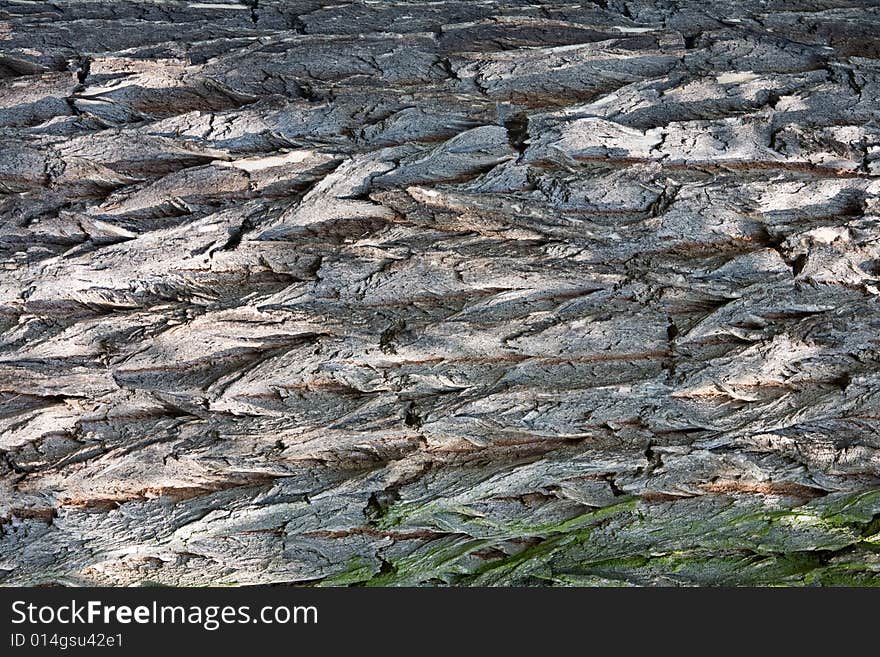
top-left (2, 0), bottom-right (880, 586)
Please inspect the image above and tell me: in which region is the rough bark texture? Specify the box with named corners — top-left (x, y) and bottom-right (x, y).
top-left (2, 0), bottom-right (880, 586)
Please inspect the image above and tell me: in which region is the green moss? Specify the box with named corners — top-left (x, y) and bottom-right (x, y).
top-left (365, 536), bottom-right (492, 586)
top-left (322, 488), bottom-right (880, 587)
top-left (373, 499), bottom-right (440, 530)
top-left (810, 489), bottom-right (880, 525)
top-left (318, 556), bottom-right (380, 587)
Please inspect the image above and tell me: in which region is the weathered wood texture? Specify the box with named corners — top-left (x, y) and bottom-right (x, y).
top-left (2, 0), bottom-right (880, 586)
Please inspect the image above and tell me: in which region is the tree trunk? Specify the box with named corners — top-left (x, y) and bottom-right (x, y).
top-left (2, 0), bottom-right (880, 586)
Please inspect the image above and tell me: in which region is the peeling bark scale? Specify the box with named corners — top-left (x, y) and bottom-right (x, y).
top-left (2, 0), bottom-right (880, 587)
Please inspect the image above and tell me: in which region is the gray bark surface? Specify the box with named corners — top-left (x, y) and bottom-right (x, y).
top-left (2, 0), bottom-right (880, 586)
